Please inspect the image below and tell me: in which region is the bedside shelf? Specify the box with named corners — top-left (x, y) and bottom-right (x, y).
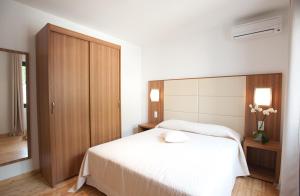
top-left (248, 165), bottom-right (275, 183)
top-left (243, 137), bottom-right (281, 183)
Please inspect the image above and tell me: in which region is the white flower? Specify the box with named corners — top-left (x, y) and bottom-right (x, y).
top-left (263, 110), bottom-right (269, 115)
top-left (251, 108), bottom-right (256, 113)
top-left (257, 107), bottom-right (263, 112)
top-left (253, 104), bottom-right (262, 112)
top-left (249, 104), bottom-right (253, 108)
top-left (266, 108), bottom-right (277, 113)
top-left (270, 108), bottom-right (277, 113)
top-left (262, 107), bottom-right (278, 116)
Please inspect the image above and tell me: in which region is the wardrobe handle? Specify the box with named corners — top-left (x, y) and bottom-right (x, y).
top-left (51, 102), bottom-right (55, 114)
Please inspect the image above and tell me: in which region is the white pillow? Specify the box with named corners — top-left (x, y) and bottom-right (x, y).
top-left (164, 131), bottom-right (189, 143)
top-left (157, 120), bottom-right (241, 142)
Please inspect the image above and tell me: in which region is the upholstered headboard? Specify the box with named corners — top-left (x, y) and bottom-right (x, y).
top-left (163, 77), bottom-right (246, 136)
top-left (148, 73), bottom-right (282, 140)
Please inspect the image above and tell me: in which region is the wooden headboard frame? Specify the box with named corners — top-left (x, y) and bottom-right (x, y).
top-left (148, 73), bottom-right (282, 141)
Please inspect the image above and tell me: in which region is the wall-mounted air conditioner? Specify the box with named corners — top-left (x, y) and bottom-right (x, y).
top-left (232, 16), bottom-right (282, 40)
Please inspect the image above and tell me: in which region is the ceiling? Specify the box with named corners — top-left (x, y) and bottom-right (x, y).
top-left (15, 0), bottom-right (290, 45)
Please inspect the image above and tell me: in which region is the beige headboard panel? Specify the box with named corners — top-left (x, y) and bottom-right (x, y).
top-left (164, 76), bottom-right (246, 136)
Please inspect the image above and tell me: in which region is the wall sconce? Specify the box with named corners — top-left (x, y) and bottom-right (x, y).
top-left (150, 89), bottom-right (160, 102)
top-left (254, 88), bottom-right (272, 106)
top-left (150, 89), bottom-right (159, 119)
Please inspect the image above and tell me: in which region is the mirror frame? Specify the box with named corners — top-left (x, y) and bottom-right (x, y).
top-left (0, 48), bottom-right (31, 166)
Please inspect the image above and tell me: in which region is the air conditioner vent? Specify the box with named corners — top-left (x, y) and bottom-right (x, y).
top-left (232, 16), bottom-right (282, 40)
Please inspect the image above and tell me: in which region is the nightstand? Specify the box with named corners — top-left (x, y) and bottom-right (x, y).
top-left (243, 137), bottom-right (281, 183)
top-left (138, 123), bottom-right (158, 132)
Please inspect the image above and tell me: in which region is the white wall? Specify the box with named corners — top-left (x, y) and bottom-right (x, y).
top-left (0, 0), bottom-right (142, 180)
top-left (141, 9), bottom-right (290, 123)
top-left (280, 0), bottom-right (300, 195)
top-left (0, 52), bottom-right (12, 134)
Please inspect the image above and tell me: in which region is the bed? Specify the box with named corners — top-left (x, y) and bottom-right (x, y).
top-left (71, 120), bottom-right (249, 196)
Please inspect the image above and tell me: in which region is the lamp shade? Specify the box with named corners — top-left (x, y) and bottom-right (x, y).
top-left (254, 88), bottom-right (272, 106)
top-left (150, 89), bottom-right (160, 102)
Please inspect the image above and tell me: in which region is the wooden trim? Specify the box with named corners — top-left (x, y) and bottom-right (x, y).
top-left (119, 49), bottom-right (122, 137)
top-left (0, 48), bottom-right (29, 55)
top-left (0, 48), bottom-right (31, 167)
top-left (46, 23), bottom-right (121, 50)
top-left (0, 157), bottom-right (31, 167)
top-left (88, 42), bottom-right (92, 147)
top-left (48, 28), bottom-right (56, 186)
top-left (149, 73), bottom-right (282, 82)
top-left (26, 52), bottom-right (31, 162)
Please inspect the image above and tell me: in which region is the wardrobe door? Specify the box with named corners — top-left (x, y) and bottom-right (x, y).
top-left (90, 42), bottom-right (121, 146)
top-left (50, 32), bottom-right (90, 183)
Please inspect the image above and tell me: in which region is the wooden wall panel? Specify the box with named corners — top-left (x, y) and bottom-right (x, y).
top-left (90, 42), bottom-right (121, 146)
top-left (148, 81), bottom-right (164, 124)
top-left (244, 74), bottom-right (282, 172)
top-left (51, 32), bottom-right (90, 183)
top-left (244, 74), bottom-right (282, 141)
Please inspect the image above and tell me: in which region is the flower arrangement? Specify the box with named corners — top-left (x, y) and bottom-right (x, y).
top-left (249, 104), bottom-right (277, 144)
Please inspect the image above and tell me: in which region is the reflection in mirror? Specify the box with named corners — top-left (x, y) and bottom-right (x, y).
top-left (0, 49), bottom-right (29, 165)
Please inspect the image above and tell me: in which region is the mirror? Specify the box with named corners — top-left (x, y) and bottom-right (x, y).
top-left (0, 48), bottom-right (30, 165)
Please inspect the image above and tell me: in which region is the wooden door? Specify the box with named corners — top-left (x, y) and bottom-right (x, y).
top-left (50, 32), bottom-right (90, 183)
top-left (90, 42), bottom-right (121, 146)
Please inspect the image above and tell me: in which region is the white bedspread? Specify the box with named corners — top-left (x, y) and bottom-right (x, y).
top-left (71, 121), bottom-right (249, 196)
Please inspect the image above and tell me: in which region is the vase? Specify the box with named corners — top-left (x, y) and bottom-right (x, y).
top-left (253, 130), bottom-right (269, 144)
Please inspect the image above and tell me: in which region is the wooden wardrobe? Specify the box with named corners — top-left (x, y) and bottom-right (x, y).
top-left (36, 24), bottom-right (121, 186)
